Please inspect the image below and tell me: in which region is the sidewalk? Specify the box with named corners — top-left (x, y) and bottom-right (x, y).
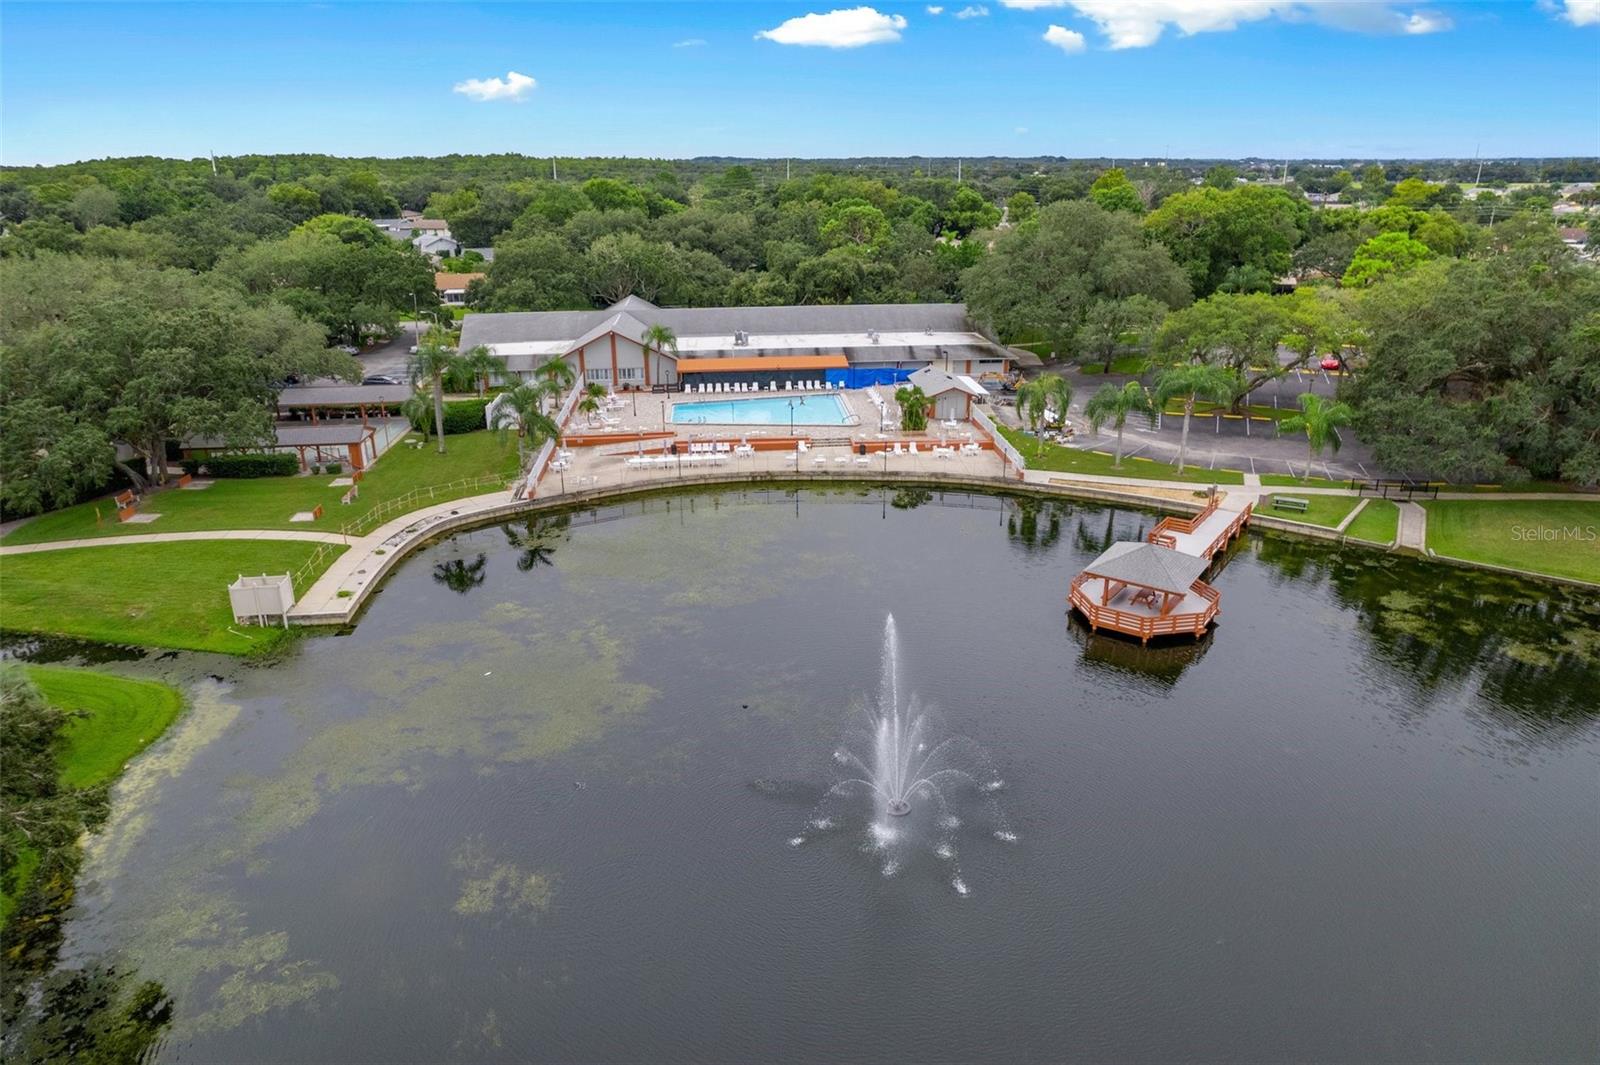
top-left (0, 529), bottom-right (347, 555)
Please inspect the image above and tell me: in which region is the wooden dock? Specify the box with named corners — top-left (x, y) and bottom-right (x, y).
top-left (1068, 496), bottom-right (1253, 643)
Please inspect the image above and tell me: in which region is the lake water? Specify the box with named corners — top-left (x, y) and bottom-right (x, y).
top-left (45, 487), bottom-right (1600, 1062)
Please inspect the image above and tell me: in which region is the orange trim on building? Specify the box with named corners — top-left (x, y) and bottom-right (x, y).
top-left (676, 354), bottom-right (848, 374)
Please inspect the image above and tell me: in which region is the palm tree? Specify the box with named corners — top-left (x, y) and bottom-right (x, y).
top-left (460, 344), bottom-right (505, 398)
top-left (1015, 374), bottom-right (1072, 455)
top-left (894, 385), bottom-right (930, 432)
top-left (641, 323), bottom-right (678, 386)
top-left (531, 356), bottom-right (579, 414)
top-left (1153, 364), bottom-right (1238, 473)
top-left (408, 330), bottom-right (461, 455)
top-left (1279, 392), bottom-right (1354, 480)
top-left (490, 384), bottom-right (562, 466)
top-left (1084, 381), bottom-right (1155, 468)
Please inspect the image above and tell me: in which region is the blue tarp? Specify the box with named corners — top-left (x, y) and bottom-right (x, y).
top-left (824, 367), bottom-right (915, 389)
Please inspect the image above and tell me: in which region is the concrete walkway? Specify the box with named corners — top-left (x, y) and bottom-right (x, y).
top-left (1396, 501), bottom-right (1428, 551)
top-left (0, 529), bottom-right (347, 555)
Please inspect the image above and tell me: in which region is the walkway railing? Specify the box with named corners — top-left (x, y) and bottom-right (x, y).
top-left (971, 405), bottom-right (1025, 478)
top-left (290, 540), bottom-right (344, 593)
top-left (338, 473), bottom-right (514, 539)
top-left (1068, 572), bottom-right (1220, 643)
top-left (1147, 495), bottom-right (1219, 550)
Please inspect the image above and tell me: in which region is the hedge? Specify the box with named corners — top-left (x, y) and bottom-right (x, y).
top-left (182, 452), bottom-right (300, 478)
top-left (442, 399), bottom-right (489, 435)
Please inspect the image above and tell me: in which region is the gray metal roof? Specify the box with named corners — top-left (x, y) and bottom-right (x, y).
top-left (908, 366), bottom-right (989, 398)
top-left (276, 385), bottom-right (413, 407)
top-left (459, 297), bottom-right (1001, 356)
top-left (1080, 541), bottom-right (1208, 595)
top-left (185, 424), bottom-right (374, 449)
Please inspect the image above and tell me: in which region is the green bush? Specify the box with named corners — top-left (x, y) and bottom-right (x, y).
top-left (182, 452), bottom-right (300, 478)
top-left (325, 461), bottom-right (342, 475)
top-left (442, 399), bottom-right (489, 435)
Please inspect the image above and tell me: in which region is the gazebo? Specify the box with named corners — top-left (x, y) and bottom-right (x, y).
top-left (1068, 541), bottom-right (1220, 643)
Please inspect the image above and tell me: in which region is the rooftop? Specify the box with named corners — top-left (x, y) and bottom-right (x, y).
top-left (1080, 541), bottom-right (1209, 595)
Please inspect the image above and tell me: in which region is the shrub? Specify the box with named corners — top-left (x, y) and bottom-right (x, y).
top-left (325, 461), bottom-right (342, 475)
top-left (181, 452), bottom-right (300, 478)
top-left (441, 399), bottom-right (489, 435)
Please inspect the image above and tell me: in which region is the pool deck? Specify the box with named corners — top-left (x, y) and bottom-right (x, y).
top-left (575, 386), bottom-right (904, 438)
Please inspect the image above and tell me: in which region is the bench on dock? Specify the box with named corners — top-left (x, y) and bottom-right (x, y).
top-left (1271, 496), bottom-right (1310, 513)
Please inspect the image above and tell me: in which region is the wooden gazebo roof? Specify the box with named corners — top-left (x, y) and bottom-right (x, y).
top-left (1080, 541), bottom-right (1208, 595)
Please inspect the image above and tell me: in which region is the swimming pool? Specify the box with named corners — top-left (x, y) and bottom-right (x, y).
top-left (672, 394), bottom-right (853, 426)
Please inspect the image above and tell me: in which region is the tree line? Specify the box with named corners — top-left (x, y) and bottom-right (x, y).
top-left (0, 155), bottom-right (1595, 514)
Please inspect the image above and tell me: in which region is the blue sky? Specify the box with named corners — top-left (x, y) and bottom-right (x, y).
top-left (2, 2), bottom-right (1596, 165)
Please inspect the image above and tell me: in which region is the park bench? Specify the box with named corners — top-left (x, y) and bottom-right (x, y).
top-left (114, 489), bottom-right (139, 522)
top-left (1272, 496), bottom-right (1310, 513)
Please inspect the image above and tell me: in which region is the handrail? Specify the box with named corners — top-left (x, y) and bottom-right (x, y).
top-left (1068, 572), bottom-right (1220, 640)
top-left (971, 405), bottom-right (1026, 476)
top-left (339, 472), bottom-right (514, 539)
top-left (290, 540), bottom-right (342, 592)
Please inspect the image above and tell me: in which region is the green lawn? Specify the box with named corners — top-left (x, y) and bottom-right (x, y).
top-left (1, 667), bottom-right (185, 925)
top-left (1344, 499), bottom-right (1400, 544)
top-left (1, 540), bottom-right (344, 654)
top-left (999, 425), bottom-right (1245, 485)
top-left (4, 431), bottom-right (519, 546)
top-left (1261, 493), bottom-right (1363, 528)
top-left (27, 666), bottom-right (186, 790)
top-left (1422, 500), bottom-right (1600, 584)
top-left (1259, 472), bottom-right (1350, 489)
top-left (1078, 355), bottom-right (1151, 375)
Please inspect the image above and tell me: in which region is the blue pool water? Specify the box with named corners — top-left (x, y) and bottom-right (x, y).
top-left (672, 394), bottom-right (853, 426)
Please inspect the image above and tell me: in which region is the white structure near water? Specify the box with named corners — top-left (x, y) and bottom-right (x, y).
top-left (228, 573), bottom-right (295, 627)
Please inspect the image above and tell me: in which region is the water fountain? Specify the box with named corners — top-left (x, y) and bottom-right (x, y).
top-left (793, 614), bottom-right (1013, 893)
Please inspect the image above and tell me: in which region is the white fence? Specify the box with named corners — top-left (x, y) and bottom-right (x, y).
top-left (972, 404), bottom-right (1026, 475)
top-left (519, 383), bottom-right (583, 498)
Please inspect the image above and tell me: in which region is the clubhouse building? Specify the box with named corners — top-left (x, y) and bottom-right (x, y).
top-left (457, 297), bottom-right (1026, 391)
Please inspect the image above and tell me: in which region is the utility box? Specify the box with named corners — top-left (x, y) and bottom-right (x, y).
top-left (229, 573), bottom-right (295, 627)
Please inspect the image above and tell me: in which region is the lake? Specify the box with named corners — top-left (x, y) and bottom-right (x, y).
top-left (45, 486), bottom-right (1600, 1062)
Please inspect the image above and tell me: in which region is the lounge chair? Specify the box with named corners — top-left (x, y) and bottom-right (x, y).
top-left (892, 443), bottom-right (904, 456)
top-left (813, 455), bottom-right (827, 466)
top-left (855, 455), bottom-right (871, 465)
top-left (909, 441), bottom-right (920, 455)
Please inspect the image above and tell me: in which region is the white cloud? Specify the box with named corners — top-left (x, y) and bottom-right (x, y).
top-left (1402, 10), bottom-right (1452, 34)
top-left (955, 4), bottom-right (989, 17)
top-left (452, 70), bottom-right (537, 102)
top-left (1015, 125), bottom-right (1029, 134)
top-left (673, 37), bottom-right (708, 47)
top-left (999, 1), bottom-right (1070, 7)
top-left (755, 7), bottom-right (908, 47)
top-left (1556, 0), bottom-right (1600, 25)
top-left (1042, 23), bottom-right (1087, 50)
top-left (926, 4), bottom-right (945, 13)
top-left (1050, 2), bottom-right (1455, 49)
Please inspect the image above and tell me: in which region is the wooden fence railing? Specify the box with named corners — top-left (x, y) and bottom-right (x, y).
top-left (1068, 573), bottom-right (1220, 642)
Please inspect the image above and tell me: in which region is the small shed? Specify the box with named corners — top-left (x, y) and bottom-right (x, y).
top-left (907, 366), bottom-right (989, 421)
top-left (184, 423), bottom-right (380, 472)
top-left (229, 573), bottom-right (294, 627)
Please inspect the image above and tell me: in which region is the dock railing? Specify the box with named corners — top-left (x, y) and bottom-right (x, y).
top-left (1068, 573), bottom-right (1220, 642)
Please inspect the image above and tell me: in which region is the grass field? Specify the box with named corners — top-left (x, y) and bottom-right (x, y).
top-left (999, 425), bottom-right (1246, 485)
top-left (1, 667), bottom-right (185, 925)
top-left (1422, 500), bottom-right (1600, 584)
top-left (1259, 472), bottom-right (1350, 489)
top-left (0, 540), bottom-right (343, 653)
top-left (1344, 499), bottom-right (1400, 544)
top-left (27, 666), bottom-right (187, 789)
top-left (1261, 493), bottom-right (1363, 528)
top-left (4, 431), bottom-right (519, 546)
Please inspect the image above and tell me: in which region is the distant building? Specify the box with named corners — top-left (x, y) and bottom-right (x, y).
top-left (435, 271), bottom-right (486, 306)
top-left (459, 296), bottom-right (1014, 389)
top-left (413, 232), bottom-right (461, 259)
top-left (465, 246), bottom-right (496, 263)
top-left (373, 217), bottom-right (451, 241)
top-left (1558, 227), bottom-right (1590, 252)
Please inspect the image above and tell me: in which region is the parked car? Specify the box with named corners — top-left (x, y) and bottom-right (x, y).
top-left (1320, 356), bottom-right (1342, 371)
top-left (362, 374), bottom-right (404, 387)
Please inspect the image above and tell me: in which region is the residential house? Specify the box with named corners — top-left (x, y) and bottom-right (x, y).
top-left (435, 271), bottom-right (486, 306)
